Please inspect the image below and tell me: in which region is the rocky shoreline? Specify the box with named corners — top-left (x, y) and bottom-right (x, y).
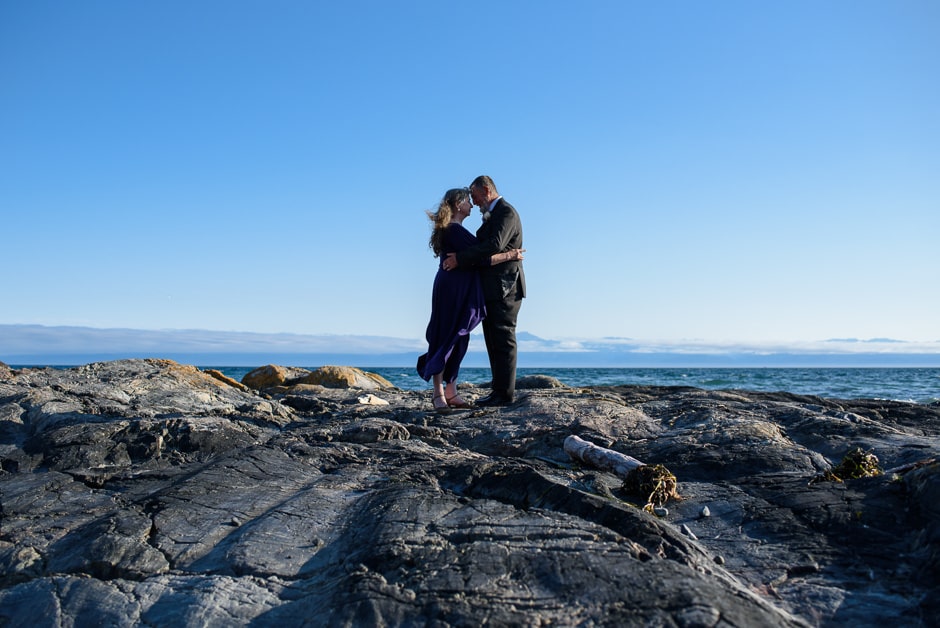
top-left (1, 359), bottom-right (937, 626)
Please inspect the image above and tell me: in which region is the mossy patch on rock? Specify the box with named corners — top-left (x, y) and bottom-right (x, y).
top-left (622, 463), bottom-right (680, 513)
top-left (813, 447), bottom-right (883, 484)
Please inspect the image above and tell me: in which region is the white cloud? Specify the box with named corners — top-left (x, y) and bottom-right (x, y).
top-left (3, 325), bottom-right (938, 362)
top-left (1, 325), bottom-right (424, 356)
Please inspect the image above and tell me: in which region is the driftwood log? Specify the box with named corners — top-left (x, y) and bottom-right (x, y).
top-left (564, 435), bottom-right (679, 510)
top-left (564, 435), bottom-right (644, 478)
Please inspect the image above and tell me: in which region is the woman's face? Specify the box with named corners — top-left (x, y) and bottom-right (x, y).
top-left (456, 197), bottom-right (472, 219)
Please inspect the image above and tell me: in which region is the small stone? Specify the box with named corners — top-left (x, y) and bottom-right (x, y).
top-left (701, 506), bottom-right (711, 518)
top-left (653, 506), bottom-right (669, 517)
top-left (714, 555), bottom-right (725, 565)
top-left (357, 394), bottom-right (389, 406)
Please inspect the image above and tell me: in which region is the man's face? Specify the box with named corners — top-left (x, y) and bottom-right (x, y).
top-left (470, 185), bottom-right (486, 208)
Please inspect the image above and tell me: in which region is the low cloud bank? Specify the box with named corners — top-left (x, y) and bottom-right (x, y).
top-left (521, 334), bottom-right (940, 356)
top-left (3, 325), bottom-right (939, 367)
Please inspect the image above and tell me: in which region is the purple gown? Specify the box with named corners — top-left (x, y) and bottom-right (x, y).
top-left (416, 223), bottom-right (486, 383)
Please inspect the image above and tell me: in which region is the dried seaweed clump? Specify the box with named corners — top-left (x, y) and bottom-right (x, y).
top-left (814, 447), bottom-right (883, 484)
top-left (623, 464), bottom-right (680, 514)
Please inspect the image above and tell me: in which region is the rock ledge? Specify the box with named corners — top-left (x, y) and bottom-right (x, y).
top-left (1, 359), bottom-right (937, 626)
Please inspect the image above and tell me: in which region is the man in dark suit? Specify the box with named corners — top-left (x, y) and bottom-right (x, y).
top-left (443, 175), bottom-right (525, 406)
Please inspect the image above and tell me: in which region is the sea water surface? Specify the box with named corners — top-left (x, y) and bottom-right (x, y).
top-left (212, 366), bottom-right (940, 405)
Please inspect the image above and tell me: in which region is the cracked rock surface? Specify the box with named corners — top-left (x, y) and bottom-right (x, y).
top-left (1, 359), bottom-right (938, 626)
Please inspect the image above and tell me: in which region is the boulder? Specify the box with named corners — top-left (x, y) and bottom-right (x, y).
top-left (241, 364), bottom-right (293, 390)
top-left (517, 374), bottom-right (567, 389)
top-left (299, 365), bottom-right (393, 390)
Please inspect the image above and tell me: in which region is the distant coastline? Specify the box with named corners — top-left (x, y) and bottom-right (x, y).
top-left (8, 352), bottom-right (940, 369)
top-left (3, 324), bottom-right (939, 368)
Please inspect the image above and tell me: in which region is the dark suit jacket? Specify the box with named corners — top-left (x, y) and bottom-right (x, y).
top-left (456, 198), bottom-right (526, 302)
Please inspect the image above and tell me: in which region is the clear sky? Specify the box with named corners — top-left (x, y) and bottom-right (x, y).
top-left (2, 1), bottom-right (938, 350)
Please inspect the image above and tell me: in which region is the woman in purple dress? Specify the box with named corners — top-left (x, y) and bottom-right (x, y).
top-left (417, 187), bottom-right (524, 411)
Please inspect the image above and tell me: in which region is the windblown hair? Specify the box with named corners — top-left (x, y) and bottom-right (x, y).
top-left (427, 187), bottom-right (470, 257)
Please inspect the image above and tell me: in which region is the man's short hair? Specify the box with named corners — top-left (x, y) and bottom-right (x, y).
top-left (470, 175), bottom-right (497, 195)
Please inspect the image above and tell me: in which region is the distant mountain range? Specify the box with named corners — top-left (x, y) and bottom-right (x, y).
top-left (2, 324), bottom-right (939, 367)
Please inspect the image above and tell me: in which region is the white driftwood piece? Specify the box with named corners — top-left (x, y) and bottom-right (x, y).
top-left (564, 435), bottom-right (645, 480)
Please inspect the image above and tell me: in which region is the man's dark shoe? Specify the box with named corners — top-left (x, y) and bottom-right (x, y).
top-left (476, 393), bottom-right (514, 407)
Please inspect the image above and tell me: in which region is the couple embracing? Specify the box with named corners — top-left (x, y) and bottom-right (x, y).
top-left (416, 175), bottom-right (526, 411)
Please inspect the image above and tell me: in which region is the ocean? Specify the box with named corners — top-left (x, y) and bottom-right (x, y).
top-left (210, 366), bottom-right (940, 405)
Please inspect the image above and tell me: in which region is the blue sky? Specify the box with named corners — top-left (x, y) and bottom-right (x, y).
top-left (2, 1), bottom-right (938, 356)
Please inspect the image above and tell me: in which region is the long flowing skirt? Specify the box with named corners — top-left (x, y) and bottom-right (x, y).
top-left (416, 268), bottom-right (485, 382)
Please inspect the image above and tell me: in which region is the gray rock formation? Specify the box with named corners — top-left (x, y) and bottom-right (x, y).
top-left (1, 359), bottom-right (937, 626)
